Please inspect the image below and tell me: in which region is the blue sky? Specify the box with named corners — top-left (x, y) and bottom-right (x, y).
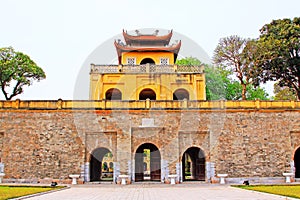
top-left (1, 0), bottom-right (299, 100)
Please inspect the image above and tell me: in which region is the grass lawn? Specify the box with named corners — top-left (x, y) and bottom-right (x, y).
top-left (234, 185), bottom-right (300, 199)
top-left (0, 185), bottom-right (64, 200)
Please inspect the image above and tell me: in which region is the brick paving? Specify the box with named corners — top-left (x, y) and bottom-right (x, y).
top-left (23, 183), bottom-right (298, 200)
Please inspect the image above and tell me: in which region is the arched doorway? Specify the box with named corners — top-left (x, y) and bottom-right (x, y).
top-left (90, 148), bottom-right (114, 182)
top-left (105, 88), bottom-right (122, 100)
top-left (140, 58), bottom-right (155, 65)
top-left (182, 147), bottom-right (205, 181)
top-left (173, 89), bottom-right (189, 100)
top-left (295, 147), bottom-right (300, 178)
top-left (139, 89), bottom-right (156, 100)
top-left (135, 143), bottom-right (161, 182)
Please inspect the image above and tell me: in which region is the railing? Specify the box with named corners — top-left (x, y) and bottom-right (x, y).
top-left (0, 99), bottom-right (299, 110)
top-left (90, 64), bottom-right (204, 74)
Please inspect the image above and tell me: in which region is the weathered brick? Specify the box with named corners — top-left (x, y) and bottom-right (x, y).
top-left (0, 109), bottom-right (299, 182)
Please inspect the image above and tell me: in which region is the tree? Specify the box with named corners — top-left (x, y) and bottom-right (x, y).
top-left (254, 17), bottom-right (300, 100)
top-left (176, 57), bottom-right (269, 100)
top-left (246, 85), bottom-right (269, 100)
top-left (273, 82), bottom-right (297, 100)
top-left (0, 47), bottom-right (46, 100)
top-left (205, 65), bottom-right (228, 100)
top-left (176, 57), bottom-right (226, 100)
top-left (175, 56), bottom-right (202, 65)
top-left (213, 35), bottom-right (256, 100)
top-left (225, 80), bottom-right (242, 100)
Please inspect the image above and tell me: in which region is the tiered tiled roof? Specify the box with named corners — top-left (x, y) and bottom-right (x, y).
top-left (115, 29), bottom-right (181, 64)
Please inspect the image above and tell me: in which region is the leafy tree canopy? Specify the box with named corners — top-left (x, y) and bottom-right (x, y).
top-left (205, 65), bottom-right (228, 100)
top-left (206, 66), bottom-right (268, 100)
top-left (175, 56), bottom-right (202, 65)
top-left (246, 85), bottom-right (269, 100)
top-left (254, 17), bottom-right (300, 100)
top-left (0, 47), bottom-right (46, 100)
top-left (273, 82), bottom-right (297, 100)
top-left (213, 35), bottom-right (258, 100)
top-left (176, 57), bottom-right (269, 100)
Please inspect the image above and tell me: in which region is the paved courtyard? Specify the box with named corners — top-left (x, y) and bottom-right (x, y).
top-left (24, 183), bottom-right (298, 200)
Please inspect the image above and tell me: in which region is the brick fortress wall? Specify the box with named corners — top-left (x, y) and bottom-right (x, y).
top-left (0, 100), bottom-right (299, 183)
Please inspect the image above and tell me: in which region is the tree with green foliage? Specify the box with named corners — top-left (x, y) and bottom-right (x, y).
top-left (205, 65), bottom-right (228, 100)
top-left (254, 17), bottom-right (300, 100)
top-left (246, 85), bottom-right (269, 100)
top-left (213, 36), bottom-right (257, 100)
top-left (273, 82), bottom-right (297, 100)
top-left (205, 65), bottom-right (268, 100)
top-left (0, 47), bottom-right (46, 100)
top-left (176, 57), bottom-right (269, 100)
top-left (176, 57), bottom-right (228, 100)
top-left (176, 56), bottom-right (202, 65)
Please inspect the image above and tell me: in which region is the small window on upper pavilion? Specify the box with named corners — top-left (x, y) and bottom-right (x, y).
top-left (160, 58), bottom-right (169, 65)
top-left (127, 57), bottom-right (136, 65)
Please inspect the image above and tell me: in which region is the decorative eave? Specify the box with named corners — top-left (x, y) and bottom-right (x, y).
top-left (122, 29), bottom-right (173, 46)
top-left (114, 40), bottom-right (181, 64)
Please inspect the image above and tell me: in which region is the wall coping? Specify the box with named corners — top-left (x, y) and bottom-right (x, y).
top-left (0, 99), bottom-right (299, 110)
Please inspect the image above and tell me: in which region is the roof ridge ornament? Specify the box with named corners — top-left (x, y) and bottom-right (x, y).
top-left (135, 30), bottom-right (140, 36)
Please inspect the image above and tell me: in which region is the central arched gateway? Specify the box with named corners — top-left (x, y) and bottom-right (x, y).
top-left (90, 147), bottom-right (114, 182)
top-left (182, 147), bottom-right (205, 181)
top-left (135, 143), bottom-right (161, 182)
top-left (295, 147), bottom-right (300, 178)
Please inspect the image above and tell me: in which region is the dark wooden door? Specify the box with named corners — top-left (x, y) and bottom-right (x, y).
top-left (295, 148), bottom-right (300, 178)
top-left (150, 151), bottom-right (161, 181)
top-left (135, 152), bottom-right (144, 181)
top-left (90, 155), bottom-right (101, 181)
top-left (195, 158), bottom-right (205, 181)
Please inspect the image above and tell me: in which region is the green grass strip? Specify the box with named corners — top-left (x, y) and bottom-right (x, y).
top-left (233, 185), bottom-right (300, 199)
top-left (0, 185), bottom-right (64, 200)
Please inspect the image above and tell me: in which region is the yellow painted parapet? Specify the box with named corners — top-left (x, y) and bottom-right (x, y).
top-left (0, 99), bottom-right (299, 110)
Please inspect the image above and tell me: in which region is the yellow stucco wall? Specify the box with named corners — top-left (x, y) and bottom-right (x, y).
top-left (89, 73), bottom-right (206, 100)
top-left (90, 49), bottom-right (205, 101)
top-left (121, 52), bottom-right (174, 65)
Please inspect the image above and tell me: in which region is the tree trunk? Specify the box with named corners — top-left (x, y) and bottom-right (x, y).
top-left (242, 84), bottom-right (247, 100)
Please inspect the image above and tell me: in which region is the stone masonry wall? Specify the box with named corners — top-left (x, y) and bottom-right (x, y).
top-left (0, 111), bottom-right (85, 180)
top-left (0, 109), bottom-right (299, 182)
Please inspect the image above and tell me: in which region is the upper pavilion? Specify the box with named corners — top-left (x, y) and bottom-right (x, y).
top-left (114, 30), bottom-right (181, 65)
